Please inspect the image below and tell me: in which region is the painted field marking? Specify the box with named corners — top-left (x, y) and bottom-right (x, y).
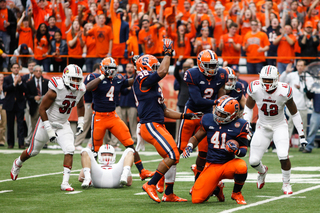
top-left (134, 192), bottom-right (147, 195)
top-left (0, 190), bottom-right (13, 193)
top-left (65, 191), bottom-right (82, 194)
top-left (220, 185), bottom-right (320, 213)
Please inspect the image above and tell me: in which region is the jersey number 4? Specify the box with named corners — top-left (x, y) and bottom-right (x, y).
top-left (260, 103), bottom-right (278, 116)
top-left (59, 100), bottom-right (76, 114)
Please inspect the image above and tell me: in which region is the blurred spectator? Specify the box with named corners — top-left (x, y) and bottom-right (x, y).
top-left (48, 16), bottom-right (60, 40)
top-left (30, 0), bottom-right (52, 29)
top-left (25, 65), bottom-right (48, 146)
top-left (34, 23), bottom-right (51, 72)
top-left (119, 63), bottom-right (137, 144)
top-left (317, 22), bottom-right (320, 56)
top-left (242, 19), bottom-right (270, 74)
top-left (3, 63), bottom-right (26, 149)
top-left (84, 14), bottom-right (113, 62)
top-left (273, 25), bottom-right (296, 74)
top-left (0, 0), bottom-right (17, 70)
top-left (220, 22), bottom-right (242, 70)
top-left (10, 43), bottom-right (34, 68)
top-left (138, 14), bottom-right (162, 55)
top-left (265, 17), bottom-right (281, 66)
top-left (83, 23), bottom-right (96, 73)
top-left (284, 1), bottom-right (304, 26)
top-left (298, 21), bottom-right (319, 65)
top-left (194, 27), bottom-right (215, 55)
top-left (51, 30), bottom-right (67, 72)
top-left (212, 2), bottom-right (226, 56)
top-left (238, 4), bottom-right (256, 38)
top-left (110, 0), bottom-right (129, 66)
top-left (0, 73), bottom-right (6, 146)
top-left (67, 19), bottom-right (85, 69)
top-left (279, 61), bottom-right (313, 141)
top-left (6, 0), bottom-right (23, 15)
top-left (17, 11), bottom-right (33, 51)
top-left (291, 18), bottom-right (302, 57)
top-left (0, 37), bottom-right (6, 71)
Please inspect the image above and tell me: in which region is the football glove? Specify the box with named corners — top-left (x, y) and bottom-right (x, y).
top-left (182, 144), bottom-right (193, 158)
top-left (213, 99), bottom-right (219, 105)
top-left (75, 116), bottom-right (84, 136)
top-left (181, 113), bottom-right (202, 120)
top-left (163, 39), bottom-right (174, 57)
top-left (225, 141), bottom-right (239, 155)
top-left (300, 136), bottom-right (307, 148)
top-left (43, 120), bottom-right (58, 143)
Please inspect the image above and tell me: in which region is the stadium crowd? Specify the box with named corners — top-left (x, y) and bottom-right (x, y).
top-left (0, 0), bottom-right (320, 74)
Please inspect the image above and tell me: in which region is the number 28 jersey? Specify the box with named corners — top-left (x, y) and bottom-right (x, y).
top-left (47, 77), bottom-right (86, 123)
top-left (247, 80), bottom-right (293, 126)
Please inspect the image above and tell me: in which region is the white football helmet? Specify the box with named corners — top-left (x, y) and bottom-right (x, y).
top-left (259, 65), bottom-right (279, 92)
top-left (224, 66), bottom-right (237, 90)
top-left (62, 64), bottom-right (83, 91)
top-left (98, 144), bottom-right (116, 165)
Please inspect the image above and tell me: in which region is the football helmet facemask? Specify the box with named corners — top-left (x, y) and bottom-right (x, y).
top-left (259, 65), bottom-right (279, 92)
top-left (136, 54), bottom-right (160, 73)
top-left (224, 66), bottom-right (237, 90)
top-left (98, 144), bottom-right (116, 165)
top-left (213, 95), bottom-right (240, 124)
top-left (197, 50), bottom-right (219, 77)
top-left (100, 57), bottom-right (118, 79)
top-left (62, 64), bottom-right (83, 91)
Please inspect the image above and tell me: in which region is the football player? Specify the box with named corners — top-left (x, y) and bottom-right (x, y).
top-left (243, 65), bottom-right (307, 195)
top-left (178, 49), bottom-right (228, 181)
top-left (182, 96), bottom-right (250, 205)
top-left (78, 144), bottom-right (134, 188)
top-left (133, 39), bottom-right (201, 203)
top-left (10, 64), bottom-right (86, 191)
top-left (85, 57), bottom-right (154, 181)
top-left (224, 67), bottom-right (246, 110)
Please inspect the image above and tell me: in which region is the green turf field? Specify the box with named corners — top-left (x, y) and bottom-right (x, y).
top-left (1, 143), bottom-right (320, 213)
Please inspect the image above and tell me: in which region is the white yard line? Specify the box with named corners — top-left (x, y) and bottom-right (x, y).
top-left (220, 185), bottom-right (320, 213)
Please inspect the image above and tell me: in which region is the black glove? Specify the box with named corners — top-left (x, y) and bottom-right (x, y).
top-left (181, 113), bottom-right (201, 120)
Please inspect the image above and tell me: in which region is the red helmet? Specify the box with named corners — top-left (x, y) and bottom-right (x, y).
top-left (213, 95), bottom-right (240, 124)
top-left (100, 57), bottom-right (117, 79)
top-left (136, 55), bottom-right (160, 72)
top-left (224, 66), bottom-right (237, 90)
top-left (197, 50), bottom-right (219, 77)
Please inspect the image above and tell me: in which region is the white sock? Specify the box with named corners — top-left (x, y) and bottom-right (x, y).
top-left (122, 166), bottom-right (131, 177)
top-left (62, 167), bottom-right (71, 184)
top-left (83, 168), bottom-right (91, 180)
top-left (164, 165), bottom-right (176, 183)
top-left (16, 156), bottom-right (23, 166)
top-left (255, 162), bottom-right (266, 174)
top-left (282, 169), bottom-right (291, 184)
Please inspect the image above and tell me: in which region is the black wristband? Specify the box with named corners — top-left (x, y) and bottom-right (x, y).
top-left (180, 113), bottom-right (184, 119)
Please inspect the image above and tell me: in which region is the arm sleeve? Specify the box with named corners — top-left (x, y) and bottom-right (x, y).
top-left (292, 111), bottom-right (305, 137)
top-left (173, 62), bottom-right (182, 83)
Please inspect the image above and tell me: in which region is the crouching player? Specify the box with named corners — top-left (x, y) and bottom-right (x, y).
top-left (182, 96), bottom-right (250, 205)
top-left (79, 144), bottom-right (134, 188)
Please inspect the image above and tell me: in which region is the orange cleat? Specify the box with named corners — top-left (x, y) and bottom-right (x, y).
top-left (140, 169), bottom-right (155, 181)
top-left (214, 181), bottom-right (225, 202)
top-left (156, 176), bottom-right (164, 193)
top-left (142, 182), bottom-right (161, 203)
top-left (162, 193), bottom-right (187, 202)
top-left (191, 164), bottom-right (197, 176)
top-left (231, 192), bottom-right (247, 205)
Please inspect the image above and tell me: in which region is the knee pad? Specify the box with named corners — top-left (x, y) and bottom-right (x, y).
top-left (249, 156), bottom-right (260, 167)
top-left (29, 149), bottom-right (40, 157)
top-left (64, 144), bottom-right (75, 155)
top-left (80, 147), bottom-right (91, 155)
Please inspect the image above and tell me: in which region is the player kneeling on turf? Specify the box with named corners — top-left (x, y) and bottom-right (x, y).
top-left (78, 145), bottom-right (134, 188)
top-left (182, 96), bottom-right (250, 205)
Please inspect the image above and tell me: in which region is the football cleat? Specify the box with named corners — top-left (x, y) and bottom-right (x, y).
top-left (120, 173), bottom-right (128, 186)
top-left (214, 181), bottom-right (225, 202)
top-left (156, 176), bottom-right (164, 193)
top-left (189, 186), bottom-right (193, 195)
top-left (142, 182), bottom-right (161, 203)
top-left (282, 183), bottom-right (293, 195)
top-left (162, 193), bottom-right (187, 202)
top-left (81, 178), bottom-right (92, 189)
top-left (140, 169), bottom-right (155, 181)
top-left (191, 164), bottom-right (197, 176)
top-left (10, 159), bottom-right (22, 181)
top-left (61, 182), bottom-right (74, 191)
top-left (231, 192), bottom-right (247, 205)
top-left (257, 166), bottom-right (268, 189)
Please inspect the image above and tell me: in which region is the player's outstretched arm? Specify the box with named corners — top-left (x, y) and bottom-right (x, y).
top-left (182, 126), bottom-right (206, 158)
top-left (76, 97), bottom-right (85, 135)
top-left (157, 39), bottom-right (174, 78)
top-left (164, 108), bottom-right (202, 120)
top-left (86, 75), bottom-right (104, 91)
top-left (243, 95), bottom-right (255, 123)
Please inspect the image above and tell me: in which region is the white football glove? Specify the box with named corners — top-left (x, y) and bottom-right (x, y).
top-left (43, 120), bottom-right (58, 143)
top-left (75, 116), bottom-right (84, 136)
top-left (300, 136), bottom-right (307, 147)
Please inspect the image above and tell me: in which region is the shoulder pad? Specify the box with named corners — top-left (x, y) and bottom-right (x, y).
top-left (247, 80), bottom-right (260, 95)
top-left (184, 68), bottom-right (200, 85)
top-left (49, 77), bottom-right (64, 91)
top-left (278, 82), bottom-right (292, 98)
top-left (79, 83), bottom-right (86, 92)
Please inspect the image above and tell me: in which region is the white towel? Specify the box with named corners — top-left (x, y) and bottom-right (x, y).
top-left (136, 123), bottom-right (145, 151)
